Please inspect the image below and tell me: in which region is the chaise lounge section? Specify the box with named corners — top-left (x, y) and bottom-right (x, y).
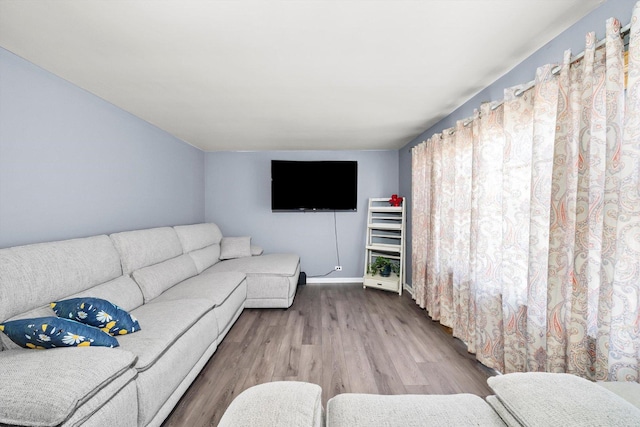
top-left (0, 222), bottom-right (300, 427)
top-left (174, 223), bottom-right (300, 309)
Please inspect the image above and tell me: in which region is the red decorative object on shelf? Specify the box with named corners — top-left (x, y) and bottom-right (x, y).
top-left (388, 194), bottom-right (403, 207)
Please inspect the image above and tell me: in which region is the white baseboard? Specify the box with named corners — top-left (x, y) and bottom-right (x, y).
top-left (306, 277), bottom-right (364, 284)
top-left (403, 283), bottom-right (413, 296)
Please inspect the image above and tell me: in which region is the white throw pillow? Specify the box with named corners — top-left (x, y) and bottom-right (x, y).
top-left (220, 236), bottom-right (252, 260)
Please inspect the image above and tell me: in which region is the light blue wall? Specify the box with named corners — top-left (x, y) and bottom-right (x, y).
top-left (399, 0), bottom-right (638, 286)
top-left (0, 48), bottom-right (205, 248)
top-left (205, 150), bottom-right (399, 278)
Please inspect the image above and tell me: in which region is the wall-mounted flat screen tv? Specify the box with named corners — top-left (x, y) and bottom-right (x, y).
top-left (271, 160), bottom-right (358, 211)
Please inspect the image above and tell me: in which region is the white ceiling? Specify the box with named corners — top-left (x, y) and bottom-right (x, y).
top-left (0, 0), bottom-right (604, 152)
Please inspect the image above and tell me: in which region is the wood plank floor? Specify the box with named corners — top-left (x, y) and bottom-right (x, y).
top-left (162, 283), bottom-right (496, 427)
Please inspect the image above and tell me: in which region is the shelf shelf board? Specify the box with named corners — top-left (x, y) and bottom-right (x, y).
top-left (368, 223), bottom-right (402, 230)
top-left (370, 207), bottom-right (403, 212)
top-left (366, 245), bottom-right (402, 255)
top-left (364, 271), bottom-right (399, 281)
top-left (363, 272), bottom-right (401, 293)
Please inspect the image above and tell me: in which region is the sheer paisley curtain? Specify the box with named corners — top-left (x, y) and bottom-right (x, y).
top-left (411, 4), bottom-right (640, 382)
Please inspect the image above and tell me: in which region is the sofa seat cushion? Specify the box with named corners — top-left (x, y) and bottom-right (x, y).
top-left (205, 253), bottom-right (300, 276)
top-left (205, 254), bottom-right (299, 309)
top-left (151, 271), bottom-right (246, 308)
top-left (0, 347), bottom-right (136, 427)
top-left (218, 381), bottom-right (323, 427)
top-left (212, 278), bottom-right (247, 343)
top-left (485, 395), bottom-right (522, 426)
top-left (133, 309), bottom-right (219, 426)
top-left (326, 393), bottom-right (505, 427)
top-left (64, 379), bottom-right (138, 427)
top-left (487, 373), bottom-right (640, 427)
top-left (117, 299), bottom-right (214, 371)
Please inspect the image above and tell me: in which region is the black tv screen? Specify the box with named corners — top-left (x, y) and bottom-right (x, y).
top-left (271, 160), bottom-right (358, 211)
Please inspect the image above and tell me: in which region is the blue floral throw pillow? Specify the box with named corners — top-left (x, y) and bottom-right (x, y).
top-left (50, 297), bottom-right (141, 336)
top-left (0, 317), bottom-right (119, 349)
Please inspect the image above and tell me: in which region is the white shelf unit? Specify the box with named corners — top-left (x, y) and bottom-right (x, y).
top-left (363, 197), bottom-right (406, 295)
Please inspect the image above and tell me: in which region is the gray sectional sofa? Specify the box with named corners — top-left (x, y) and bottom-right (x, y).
top-left (219, 373), bottom-right (640, 427)
top-left (0, 223), bottom-right (300, 427)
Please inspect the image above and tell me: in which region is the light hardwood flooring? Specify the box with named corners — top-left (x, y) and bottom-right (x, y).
top-left (162, 283), bottom-right (496, 427)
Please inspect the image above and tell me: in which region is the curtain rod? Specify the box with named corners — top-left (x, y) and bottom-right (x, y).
top-left (411, 22), bottom-right (632, 148)
top-left (485, 23), bottom-right (632, 114)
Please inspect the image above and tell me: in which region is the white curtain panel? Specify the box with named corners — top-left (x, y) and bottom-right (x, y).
top-left (411, 2), bottom-right (640, 382)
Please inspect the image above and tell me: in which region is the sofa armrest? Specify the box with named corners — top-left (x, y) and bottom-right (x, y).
top-left (0, 348), bottom-right (137, 426)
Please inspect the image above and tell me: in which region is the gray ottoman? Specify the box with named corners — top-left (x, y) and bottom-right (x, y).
top-left (218, 381), bottom-right (323, 427)
top-left (326, 393), bottom-right (506, 427)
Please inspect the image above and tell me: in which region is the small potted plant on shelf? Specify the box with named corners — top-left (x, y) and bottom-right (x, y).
top-left (368, 256), bottom-right (400, 277)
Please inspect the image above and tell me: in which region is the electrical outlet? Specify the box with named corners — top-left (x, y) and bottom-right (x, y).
top-left (335, 265), bottom-right (342, 271)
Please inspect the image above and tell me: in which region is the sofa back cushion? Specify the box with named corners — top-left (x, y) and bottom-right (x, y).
top-left (110, 227), bottom-right (183, 275)
top-left (174, 223), bottom-right (223, 273)
top-left (189, 245), bottom-right (221, 274)
top-left (3, 276), bottom-right (143, 323)
top-left (132, 254), bottom-right (198, 302)
top-left (66, 276), bottom-right (144, 313)
top-left (0, 235), bottom-right (122, 324)
top-left (174, 223), bottom-right (223, 252)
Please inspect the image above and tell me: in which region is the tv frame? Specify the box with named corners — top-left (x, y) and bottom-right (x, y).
top-left (271, 160), bottom-right (358, 212)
